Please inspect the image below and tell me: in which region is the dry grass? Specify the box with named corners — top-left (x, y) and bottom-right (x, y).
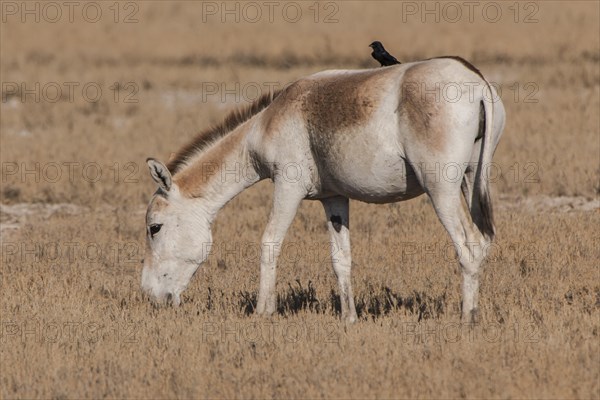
top-left (1, 1), bottom-right (599, 398)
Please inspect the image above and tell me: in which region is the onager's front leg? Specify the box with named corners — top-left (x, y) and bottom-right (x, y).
top-left (321, 196), bottom-right (357, 323)
top-left (255, 184), bottom-right (304, 316)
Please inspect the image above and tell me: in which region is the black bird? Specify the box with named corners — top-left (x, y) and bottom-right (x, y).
top-left (369, 41), bottom-right (400, 66)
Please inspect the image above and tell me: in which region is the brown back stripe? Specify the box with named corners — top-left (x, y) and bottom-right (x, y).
top-left (430, 55), bottom-right (486, 81)
top-left (167, 89), bottom-right (281, 174)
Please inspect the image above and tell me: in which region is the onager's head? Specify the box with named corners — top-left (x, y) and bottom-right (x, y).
top-left (141, 158), bottom-right (212, 306)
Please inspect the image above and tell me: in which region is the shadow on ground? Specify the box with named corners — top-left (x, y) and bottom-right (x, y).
top-left (237, 280), bottom-right (446, 321)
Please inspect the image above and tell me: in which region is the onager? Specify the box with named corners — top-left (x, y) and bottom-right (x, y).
top-left (141, 57), bottom-right (506, 323)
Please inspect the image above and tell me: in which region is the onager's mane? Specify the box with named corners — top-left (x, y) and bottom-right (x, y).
top-left (168, 90), bottom-right (282, 174)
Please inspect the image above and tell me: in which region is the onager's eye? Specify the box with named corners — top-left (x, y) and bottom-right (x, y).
top-left (149, 223), bottom-right (163, 238)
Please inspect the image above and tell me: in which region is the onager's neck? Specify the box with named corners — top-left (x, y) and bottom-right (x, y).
top-left (172, 124), bottom-right (260, 220)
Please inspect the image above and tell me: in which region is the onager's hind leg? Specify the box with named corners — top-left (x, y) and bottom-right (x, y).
top-left (256, 183), bottom-right (304, 316)
top-left (428, 191), bottom-right (489, 323)
top-left (321, 196), bottom-right (357, 323)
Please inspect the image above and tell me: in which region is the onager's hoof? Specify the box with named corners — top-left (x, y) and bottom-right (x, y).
top-left (462, 308), bottom-right (480, 325)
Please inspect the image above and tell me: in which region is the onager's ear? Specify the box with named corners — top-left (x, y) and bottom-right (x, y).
top-left (147, 158), bottom-right (172, 192)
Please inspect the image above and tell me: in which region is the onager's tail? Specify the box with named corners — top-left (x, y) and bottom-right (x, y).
top-left (476, 91), bottom-right (496, 242)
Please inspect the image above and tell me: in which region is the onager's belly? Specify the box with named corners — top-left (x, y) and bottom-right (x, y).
top-left (314, 153), bottom-right (424, 203)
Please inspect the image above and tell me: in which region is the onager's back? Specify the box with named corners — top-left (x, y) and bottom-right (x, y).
top-left (142, 57), bottom-right (506, 323)
top-left (255, 59), bottom-right (504, 205)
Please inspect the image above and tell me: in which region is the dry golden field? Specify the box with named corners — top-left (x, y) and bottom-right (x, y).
top-left (1, 1), bottom-right (599, 398)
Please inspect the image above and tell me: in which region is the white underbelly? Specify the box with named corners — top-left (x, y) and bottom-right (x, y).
top-left (315, 151), bottom-right (424, 203)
